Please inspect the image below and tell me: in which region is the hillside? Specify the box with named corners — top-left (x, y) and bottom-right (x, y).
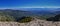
top-left (0, 9), bottom-right (60, 20)
top-left (0, 10), bottom-right (60, 26)
top-left (0, 18), bottom-right (60, 26)
top-left (0, 9), bottom-right (33, 20)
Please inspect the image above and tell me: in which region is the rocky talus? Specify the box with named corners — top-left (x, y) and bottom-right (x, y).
top-left (0, 19), bottom-right (60, 26)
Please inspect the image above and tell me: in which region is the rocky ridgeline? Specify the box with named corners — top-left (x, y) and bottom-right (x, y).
top-left (0, 18), bottom-right (60, 26)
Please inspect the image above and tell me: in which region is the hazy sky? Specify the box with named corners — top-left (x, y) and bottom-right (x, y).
top-left (0, 0), bottom-right (60, 8)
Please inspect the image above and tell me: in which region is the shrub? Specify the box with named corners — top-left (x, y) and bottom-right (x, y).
top-left (18, 16), bottom-right (33, 23)
top-left (46, 14), bottom-right (60, 22)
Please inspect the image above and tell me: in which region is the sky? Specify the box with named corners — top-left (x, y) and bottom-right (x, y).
top-left (0, 0), bottom-right (60, 8)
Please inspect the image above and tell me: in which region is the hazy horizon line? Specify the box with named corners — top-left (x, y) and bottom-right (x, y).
top-left (0, 7), bottom-right (60, 9)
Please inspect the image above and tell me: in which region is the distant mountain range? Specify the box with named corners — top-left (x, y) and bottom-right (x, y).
top-left (13, 8), bottom-right (60, 11)
top-left (0, 8), bottom-right (60, 18)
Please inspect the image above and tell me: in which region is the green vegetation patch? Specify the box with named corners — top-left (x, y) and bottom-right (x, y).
top-left (0, 15), bottom-right (15, 22)
top-left (18, 16), bottom-right (33, 23)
